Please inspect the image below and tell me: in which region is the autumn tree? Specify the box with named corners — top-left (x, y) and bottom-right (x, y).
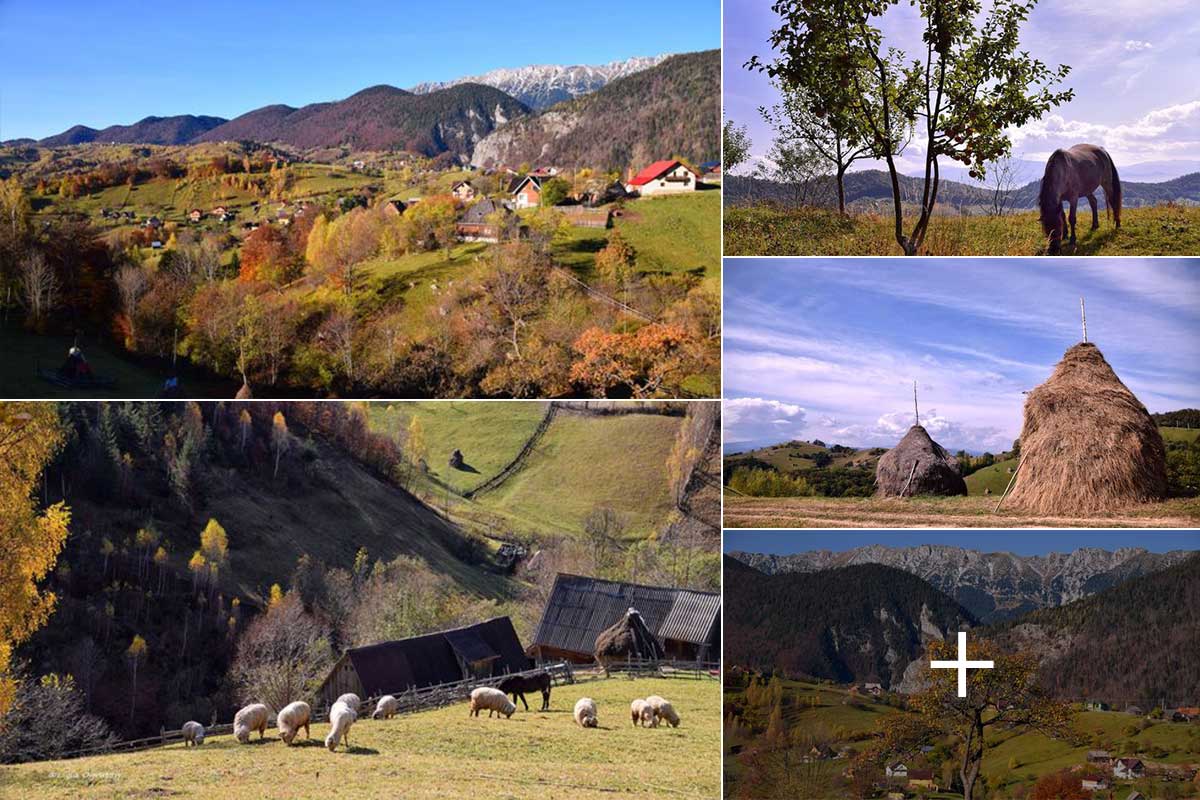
top-left (230, 592), bottom-right (333, 712)
top-left (401, 195), bottom-right (458, 259)
top-left (17, 251), bottom-right (58, 329)
top-left (1030, 770), bottom-right (1088, 800)
top-left (271, 411), bottom-right (289, 478)
top-left (199, 518), bottom-right (229, 591)
top-left (752, 0), bottom-right (1073, 254)
top-left (595, 231), bottom-right (637, 291)
top-left (539, 177), bottom-right (570, 207)
top-left (125, 634), bottom-right (147, 722)
top-left (570, 323), bottom-right (692, 398)
top-left (114, 264), bottom-right (149, 349)
top-left (239, 224), bottom-right (297, 284)
top-left (868, 638), bottom-right (1073, 800)
top-left (0, 406), bottom-right (70, 718)
top-left (480, 242), bottom-right (548, 362)
top-left (0, 672), bottom-right (114, 763)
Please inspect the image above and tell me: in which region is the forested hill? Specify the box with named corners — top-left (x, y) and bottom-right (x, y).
top-left (471, 49), bottom-right (720, 170)
top-left (986, 552), bottom-right (1200, 704)
top-left (723, 557), bottom-right (975, 688)
top-left (18, 402), bottom-right (502, 741)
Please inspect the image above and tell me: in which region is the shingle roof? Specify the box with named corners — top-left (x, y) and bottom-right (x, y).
top-left (531, 573), bottom-right (720, 656)
top-left (629, 160), bottom-right (686, 186)
top-left (460, 198), bottom-right (508, 224)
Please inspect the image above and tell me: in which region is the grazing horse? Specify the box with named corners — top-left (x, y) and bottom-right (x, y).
top-left (1039, 143), bottom-right (1121, 254)
top-left (497, 671), bottom-right (552, 711)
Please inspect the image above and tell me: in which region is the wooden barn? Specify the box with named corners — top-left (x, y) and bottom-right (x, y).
top-left (528, 573), bottom-right (720, 664)
top-left (317, 616), bottom-right (531, 708)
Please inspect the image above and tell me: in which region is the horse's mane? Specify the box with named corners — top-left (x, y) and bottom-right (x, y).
top-left (1038, 151), bottom-right (1065, 236)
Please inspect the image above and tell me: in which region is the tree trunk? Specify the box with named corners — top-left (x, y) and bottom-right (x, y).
top-left (836, 166), bottom-right (847, 216)
top-left (960, 710), bottom-right (985, 800)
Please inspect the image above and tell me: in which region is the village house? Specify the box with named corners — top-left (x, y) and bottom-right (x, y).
top-left (626, 159), bottom-right (700, 196)
top-left (188, 209), bottom-right (203, 223)
top-left (908, 769), bottom-right (936, 790)
top-left (1081, 778), bottom-right (1110, 791)
top-left (808, 745), bottom-right (836, 761)
top-left (510, 174), bottom-right (545, 209)
top-left (527, 573), bottom-right (720, 664)
top-left (382, 198), bottom-right (407, 217)
top-left (1126, 792), bottom-right (1145, 800)
top-left (1125, 705), bottom-right (1145, 716)
top-left (1085, 700), bottom-right (1111, 711)
top-left (699, 160), bottom-right (721, 175)
top-left (885, 763), bottom-right (908, 780)
top-left (451, 180), bottom-right (477, 203)
top-left (1087, 749), bottom-right (1112, 764)
top-left (863, 682), bottom-right (884, 696)
top-left (1113, 758), bottom-right (1145, 779)
top-left (145, 216), bottom-right (161, 229)
top-left (456, 198), bottom-right (513, 243)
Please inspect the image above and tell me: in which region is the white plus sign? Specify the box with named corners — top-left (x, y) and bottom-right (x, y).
top-left (930, 631), bottom-right (994, 697)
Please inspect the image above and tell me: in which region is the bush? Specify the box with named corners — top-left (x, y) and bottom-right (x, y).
top-left (727, 467), bottom-right (812, 497)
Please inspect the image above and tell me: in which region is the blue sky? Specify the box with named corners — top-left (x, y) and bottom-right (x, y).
top-left (723, 530), bottom-right (1200, 556)
top-left (724, 259), bottom-right (1200, 454)
top-left (0, 0), bottom-right (718, 141)
top-left (724, 0), bottom-right (1200, 181)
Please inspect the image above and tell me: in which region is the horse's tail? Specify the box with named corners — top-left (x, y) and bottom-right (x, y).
top-left (1103, 148), bottom-right (1122, 227)
top-left (1038, 152), bottom-right (1063, 237)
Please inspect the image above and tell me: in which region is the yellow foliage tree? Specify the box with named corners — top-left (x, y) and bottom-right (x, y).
top-left (268, 583), bottom-right (284, 609)
top-left (0, 404), bottom-right (70, 717)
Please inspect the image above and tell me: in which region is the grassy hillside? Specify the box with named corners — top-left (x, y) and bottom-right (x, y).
top-left (1162, 426), bottom-right (1200, 444)
top-left (1, 676), bottom-right (720, 800)
top-left (723, 494), bottom-right (1200, 528)
top-left (477, 411), bottom-right (684, 538)
top-left (728, 440), bottom-right (880, 473)
top-left (725, 679), bottom-right (1200, 800)
top-left (368, 402), bottom-right (548, 493)
top-left (964, 458), bottom-right (1020, 496)
top-left (724, 203), bottom-right (1200, 256)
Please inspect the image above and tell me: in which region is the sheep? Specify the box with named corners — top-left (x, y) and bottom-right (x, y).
top-left (372, 695), bottom-right (399, 720)
top-left (574, 697), bottom-right (598, 728)
top-left (325, 700), bottom-right (357, 752)
top-left (335, 693), bottom-right (362, 713)
top-left (277, 701), bottom-right (311, 745)
top-left (233, 703), bottom-right (269, 743)
top-left (469, 686), bottom-right (516, 719)
top-left (645, 695), bottom-right (680, 728)
top-left (630, 699), bottom-right (657, 728)
top-left (181, 720), bottom-right (205, 746)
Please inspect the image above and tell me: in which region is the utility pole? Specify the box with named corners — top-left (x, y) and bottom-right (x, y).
top-left (1081, 297), bottom-right (1087, 343)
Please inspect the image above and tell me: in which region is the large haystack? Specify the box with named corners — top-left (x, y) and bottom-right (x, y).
top-left (875, 425), bottom-right (967, 497)
top-left (1005, 342), bottom-right (1166, 515)
top-left (594, 608), bottom-right (664, 672)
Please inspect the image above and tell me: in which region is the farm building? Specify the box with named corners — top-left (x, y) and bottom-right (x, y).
top-left (451, 181), bottom-right (477, 203)
top-left (885, 763), bottom-right (908, 779)
top-left (1113, 758), bottom-right (1145, 779)
top-left (529, 573), bottom-right (720, 664)
top-left (1081, 779), bottom-right (1110, 791)
top-left (1004, 341), bottom-right (1167, 515)
top-left (188, 209), bottom-right (203, 222)
top-left (908, 770), bottom-right (936, 789)
top-left (626, 160), bottom-right (700, 196)
top-left (382, 198), bottom-right (407, 217)
top-left (510, 175), bottom-right (545, 209)
top-left (1087, 749), bottom-right (1112, 763)
top-left (316, 616), bottom-right (531, 708)
top-left (699, 160), bottom-right (721, 175)
top-left (456, 198), bottom-right (513, 243)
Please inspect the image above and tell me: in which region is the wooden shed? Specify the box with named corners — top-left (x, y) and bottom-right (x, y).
top-left (528, 573), bottom-right (720, 664)
top-left (317, 616), bottom-right (531, 708)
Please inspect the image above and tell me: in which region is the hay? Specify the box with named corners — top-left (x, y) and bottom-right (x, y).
top-left (1005, 342), bottom-right (1166, 515)
top-left (594, 608), bottom-right (664, 668)
top-left (875, 425), bottom-right (968, 497)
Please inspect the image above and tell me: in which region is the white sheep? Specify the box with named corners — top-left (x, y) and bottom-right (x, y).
top-left (277, 700), bottom-right (311, 745)
top-left (181, 720), bottom-right (205, 746)
top-left (335, 693), bottom-right (362, 714)
top-left (372, 695), bottom-right (399, 720)
top-left (325, 700), bottom-right (357, 752)
top-left (645, 695), bottom-right (680, 728)
top-left (469, 686), bottom-right (516, 719)
top-left (233, 703), bottom-right (269, 743)
top-left (574, 697), bottom-right (598, 728)
top-left (630, 698), bottom-right (657, 728)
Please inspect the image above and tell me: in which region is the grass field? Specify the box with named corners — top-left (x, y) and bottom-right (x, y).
top-left (0, 325), bottom-right (236, 399)
top-left (730, 441), bottom-right (879, 473)
top-left (1162, 426), bottom-right (1200, 444)
top-left (0, 676), bottom-right (720, 800)
top-left (478, 411), bottom-right (684, 538)
top-left (964, 458), bottom-right (1020, 496)
top-left (725, 680), bottom-right (1200, 799)
top-left (722, 494), bottom-right (1200, 528)
top-left (724, 203), bottom-right (1200, 256)
top-left (367, 402), bottom-right (548, 494)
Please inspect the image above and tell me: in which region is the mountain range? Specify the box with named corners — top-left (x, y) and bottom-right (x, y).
top-left (470, 49), bottom-right (720, 170)
top-left (725, 548), bottom-right (1200, 701)
top-left (724, 169), bottom-right (1200, 210)
top-left (729, 545), bottom-right (1195, 623)
top-left (410, 55), bottom-right (668, 111)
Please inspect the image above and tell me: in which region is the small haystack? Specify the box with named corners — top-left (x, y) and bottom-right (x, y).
top-left (1004, 342), bottom-right (1166, 515)
top-left (875, 425), bottom-right (967, 497)
top-left (594, 608), bottom-right (664, 673)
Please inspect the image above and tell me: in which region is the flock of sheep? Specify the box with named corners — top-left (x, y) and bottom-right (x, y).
top-left (178, 686), bottom-right (681, 752)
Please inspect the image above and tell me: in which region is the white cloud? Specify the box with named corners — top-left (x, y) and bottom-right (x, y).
top-left (724, 397), bottom-right (807, 444)
top-left (1124, 40), bottom-right (1154, 51)
top-left (1009, 99), bottom-right (1200, 164)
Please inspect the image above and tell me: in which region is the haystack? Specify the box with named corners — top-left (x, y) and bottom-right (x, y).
top-left (594, 608), bottom-right (664, 672)
top-left (875, 425), bottom-right (967, 497)
top-left (1004, 342), bottom-right (1166, 515)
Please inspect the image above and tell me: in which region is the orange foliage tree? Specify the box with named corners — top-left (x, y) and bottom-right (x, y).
top-left (570, 323), bottom-right (691, 398)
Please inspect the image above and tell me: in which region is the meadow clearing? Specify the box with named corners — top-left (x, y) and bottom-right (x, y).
top-left (1, 676), bottom-right (720, 800)
top-left (721, 494), bottom-right (1200, 529)
top-left (723, 203), bottom-right (1200, 256)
